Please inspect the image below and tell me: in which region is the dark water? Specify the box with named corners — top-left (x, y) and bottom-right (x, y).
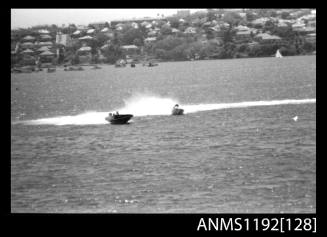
top-left (11, 56), bottom-right (316, 213)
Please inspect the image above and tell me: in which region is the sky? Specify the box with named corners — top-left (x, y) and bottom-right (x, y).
top-left (11, 9), bottom-right (206, 29)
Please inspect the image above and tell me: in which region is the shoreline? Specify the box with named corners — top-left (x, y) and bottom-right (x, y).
top-left (11, 53), bottom-right (316, 70)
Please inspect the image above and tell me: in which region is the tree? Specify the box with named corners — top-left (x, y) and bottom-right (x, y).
top-left (133, 38), bottom-right (143, 47)
top-left (207, 9), bottom-right (216, 22)
top-left (72, 54), bottom-right (80, 65)
top-left (206, 30), bottom-right (215, 40)
top-left (221, 42), bottom-right (237, 58)
top-left (302, 41), bottom-right (315, 53)
top-left (257, 9), bottom-right (269, 17)
top-left (154, 48), bottom-right (166, 59)
top-left (281, 12), bottom-right (290, 19)
top-left (160, 25), bottom-right (172, 35)
top-left (104, 22), bottom-right (110, 28)
top-left (238, 43), bottom-right (248, 53)
top-left (166, 43), bottom-right (189, 60)
top-left (102, 44), bottom-right (123, 63)
top-left (112, 31), bottom-right (121, 45)
top-left (170, 18), bottom-right (180, 29)
top-left (222, 27), bottom-right (235, 43)
top-left (95, 33), bottom-right (110, 47)
top-left (270, 10), bottom-right (277, 18)
top-left (222, 12), bottom-right (243, 27)
top-left (121, 28), bottom-right (144, 45)
top-left (154, 36), bottom-right (184, 51)
top-left (264, 20), bottom-right (276, 32)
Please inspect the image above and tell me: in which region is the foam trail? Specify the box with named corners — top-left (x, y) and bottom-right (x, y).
top-left (183, 98), bottom-right (316, 114)
top-left (21, 111), bottom-right (109, 126)
top-left (16, 98), bottom-right (315, 126)
top-left (118, 95), bottom-right (179, 116)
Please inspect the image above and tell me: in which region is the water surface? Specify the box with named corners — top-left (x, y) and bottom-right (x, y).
top-left (11, 56), bottom-right (316, 213)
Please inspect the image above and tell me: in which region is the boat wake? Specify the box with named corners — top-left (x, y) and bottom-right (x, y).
top-left (183, 98), bottom-right (316, 114)
top-left (14, 96), bottom-right (316, 126)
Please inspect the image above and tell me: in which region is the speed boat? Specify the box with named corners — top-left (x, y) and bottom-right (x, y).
top-left (105, 113), bottom-right (133, 124)
top-left (47, 68), bottom-right (56, 73)
top-left (172, 104), bottom-right (184, 115)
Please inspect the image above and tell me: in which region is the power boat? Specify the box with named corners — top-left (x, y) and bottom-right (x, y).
top-left (91, 65), bottom-right (102, 69)
top-left (47, 67), bottom-right (56, 73)
top-left (105, 112), bottom-right (133, 124)
top-left (172, 104), bottom-right (184, 115)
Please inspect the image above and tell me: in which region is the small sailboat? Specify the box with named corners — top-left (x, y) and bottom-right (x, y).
top-left (275, 49), bottom-right (283, 58)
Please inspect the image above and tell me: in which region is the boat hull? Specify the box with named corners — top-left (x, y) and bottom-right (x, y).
top-left (172, 108), bottom-right (184, 115)
top-left (105, 114), bottom-right (133, 124)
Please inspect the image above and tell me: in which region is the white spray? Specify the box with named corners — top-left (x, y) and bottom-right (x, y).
top-left (16, 96), bottom-right (315, 126)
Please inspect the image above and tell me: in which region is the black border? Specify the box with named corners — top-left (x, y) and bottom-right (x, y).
top-left (6, 6), bottom-right (321, 235)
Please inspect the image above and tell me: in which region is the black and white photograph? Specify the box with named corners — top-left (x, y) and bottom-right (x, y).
top-left (11, 8), bottom-right (316, 214)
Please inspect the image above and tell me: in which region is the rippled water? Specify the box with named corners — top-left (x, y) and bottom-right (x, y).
top-left (11, 56), bottom-right (316, 213)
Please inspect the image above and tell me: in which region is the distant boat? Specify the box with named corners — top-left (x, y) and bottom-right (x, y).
top-left (64, 66), bottom-right (84, 71)
top-left (115, 59), bottom-right (127, 67)
top-left (171, 104), bottom-right (184, 115)
top-left (143, 60), bottom-right (158, 67)
top-left (91, 65), bottom-right (102, 69)
top-left (47, 68), bottom-right (56, 73)
top-left (275, 49), bottom-right (283, 58)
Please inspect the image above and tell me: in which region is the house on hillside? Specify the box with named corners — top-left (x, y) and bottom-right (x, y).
top-left (247, 41), bottom-right (259, 48)
top-left (176, 10), bottom-right (190, 18)
top-left (184, 27), bottom-right (197, 35)
top-left (20, 42), bottom-right (35, 49)
top-left (39, 50), bottom-right (56, 64)
top-left (56, 32), bottom-right (72, 47)
top-left (20, 54), bottom-right (36, 66)
top-left (72, 30), bottom-right (82, 37)
top-left (101, 27), bottom-right (109, 33)
top-left (254, 33), bottom-right (282, 44)
top-left (131, 22), bottom-right (139, 29)
top-left (37, 41), bottom-right (53, 47)
top-left (21, 48), bottom-right (35, 56)
top-left (277, 21), bottom-right (289, 28)
top-left (239, 12), bottom-right (246, 18)
top-left (115, 23), bottom-right (125, 31)
top-left (101, 27), bottom-right (115, 38)
top-left (39, 34), bottom-right (52, 42)
top-left (36, 46), bottom-right (51, 53)
top-left (120, 45), bottom-right (140, 57)
top-left (78, 35), bottom-right (94, 46)
top-left (305, 33), bottom-right (316, 44)
top-left (295, 26), bottom-right (316, 35)
top-left (89, 22), bottom-right (109, 30)
top-left (86, 28), bottom-right (96, 35)
top-left (77, 25), bottom-right (88, 31)
top-left (38, 29), bottom-right (50, 35)
top-left (147, 30), bottom-right (158, 37)
top-left (171, 28), bottom-right (180, 35)
top-left (234, 25), bottom-right (250, 32)
top-left (251, 17), bottom-right (270, 27)
top-left (235, 31), bottom-right (253, 42)
top-left (77, 46), bottom-right (92, 64)
top-left (307, 20), bottom-right (316, 28)
top-left (292, 22), bottom-right (306, 31)
top-left (22, 35), bottom-right (36, 42)
top-left (144, 37), bottom-right (157, 46)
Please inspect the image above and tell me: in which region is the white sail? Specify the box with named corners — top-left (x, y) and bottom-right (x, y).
top-left (275, 49), bottom-right (283, 58)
